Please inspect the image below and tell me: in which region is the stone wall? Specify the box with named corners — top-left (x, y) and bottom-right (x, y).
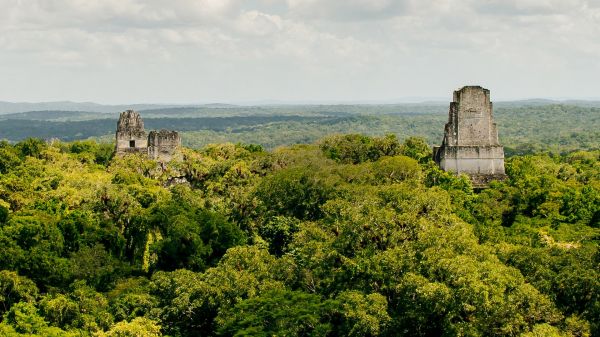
top-left (434, 86), bottom-right (507, 187)
top-left (148, 130), bottom-right (181, 162)
top-left (115, 110), bottom-right (181, 162)
top-left (434, 145), bottom-right (505, 174)
top-left (444, 86), bottom-right (500, 147)
top-left (115, 110), bottom-right (148, 155)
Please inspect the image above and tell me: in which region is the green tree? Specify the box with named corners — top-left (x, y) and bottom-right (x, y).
top-left (69, 244), bottom-right (128, 291)
top-left (0, 212), bottom-right (71, 288)
top-left (255, 167), bottom-right (338, 220)
top-left (107, 277), bottom-right (158, 322)
top-left (0, 271), bottom-right (38, 316)
top-left (0, 145), bottom-right (21, 174)
top-left (151, 246), bottom-right (283, 337)
top-left (0, 204), bottom-right (8, 224)
top-left (39, 294), bottom-right (79, 329)
top-left (400, 136), bottom-right (432, 164)
top-left (1, 302), bottom-right (75, 336)
top-left (320, 134), bottom-right (400, 164)
top-left (95, 317), bottom-right (161, 337)
top-left (258, 216), bottom-right (300, 256)
top-left (336, 291), bottom-right (390, 336)
top-left (16, 138), bottom-right (47, 159)
top-left (217, 289), bottom-right (337, 337)
top-left (150, 199), bottom-right (245, 272)
top-left (372, 155), bottom-right (422, 184)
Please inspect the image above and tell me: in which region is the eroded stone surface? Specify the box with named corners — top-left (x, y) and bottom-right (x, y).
top-left (148, 129), bottom-right (181, 162)
top-left (433, 86), bottom-right (507, 187)
top-left (115, 110), bottom-right (148, 155)
top-left (115, 110), bottom-right (181, 162)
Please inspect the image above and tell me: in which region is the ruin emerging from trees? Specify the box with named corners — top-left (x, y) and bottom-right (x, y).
top-left (115, 110), bottom-right (181, 162)
top-left (433, 86), bottom-right (507, 187)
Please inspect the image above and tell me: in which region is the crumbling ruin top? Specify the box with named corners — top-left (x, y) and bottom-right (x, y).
top-left (443, 86), bottom-right (500, 147)
top-left (148, 130), bottom-right (180, 143)
top-left (116, 110), bottom-right (146, 138)
top-left (115, 110), bottom-right (181, 162)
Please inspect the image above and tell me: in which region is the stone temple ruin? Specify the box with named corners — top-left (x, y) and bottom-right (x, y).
top-left (433, 86), bottom-right (507, 187)
top-left (115, 110), bottom-right (181, 162)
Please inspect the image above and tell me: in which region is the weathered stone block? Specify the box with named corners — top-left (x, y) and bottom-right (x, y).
top-left (115, 110), bottom-right (181, 162)
top-left (434, 86), bottom-right (507, 187)
top-left (148, 130), bottom-right (181, 162)
top-left (115, 110), bottom-right (148, 155)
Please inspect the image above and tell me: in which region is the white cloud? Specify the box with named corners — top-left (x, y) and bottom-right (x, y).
top-left (0, 0), bottom-right (599, 102)
top-left (236, 11), bottom-right (284, 36)
top-left (287, 0), bottom-right (410, 20)
top-left (472, 0), bottom-right (586, 15)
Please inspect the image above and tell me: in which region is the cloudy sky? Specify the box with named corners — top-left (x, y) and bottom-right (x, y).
top-left (1, 0), bottom-right (600, 104)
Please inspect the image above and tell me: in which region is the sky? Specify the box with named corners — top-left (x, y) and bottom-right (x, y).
top-left (1, 0), bottom-right (600, 104)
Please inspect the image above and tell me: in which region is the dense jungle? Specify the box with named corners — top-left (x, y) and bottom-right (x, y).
top-left (0, 133), bottom-right (598, 336)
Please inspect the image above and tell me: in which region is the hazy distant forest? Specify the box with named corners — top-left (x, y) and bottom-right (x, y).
top-left (0, 102), bottom-right (598, 336)
top-left (0, 102), bottom-right (599, 155)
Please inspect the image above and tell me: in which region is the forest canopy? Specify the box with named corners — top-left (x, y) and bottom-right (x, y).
top-left (0, 135), bottom-right (598, 336)
top-left (0, 103), bottom-right (598, 156)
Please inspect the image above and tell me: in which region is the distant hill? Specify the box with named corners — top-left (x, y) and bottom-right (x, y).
top-left (0, 110), bottom-right (110, 121)
top-left (0, 102), bottom-right (598, 155)
top-left (2, 99), bottom-right (600, 115)
top-left (495, 99), bottom-right (600, 108)
top-left (0, 101), bottom-right (200, 114)
top-left (0, 115), bottom-right (334, 142)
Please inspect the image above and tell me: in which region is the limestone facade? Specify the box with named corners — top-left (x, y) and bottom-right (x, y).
top-left (433, 86), bottom-right (507, 187)
top-left (148, 130), bottom-right (181, 162)
top-left (115, 110), bottom-right (148, 155)
top-left (115, 110), bottom-right (181, 161)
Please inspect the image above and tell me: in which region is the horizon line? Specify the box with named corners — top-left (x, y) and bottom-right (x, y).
top-left (3, 97), bottom-right (600, 107)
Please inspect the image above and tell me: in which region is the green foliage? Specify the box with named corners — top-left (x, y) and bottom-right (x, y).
top-left (150, 246), bottom-right (284, 337)
top-left (0, 204), bottom-right (8, 224)
top-left (149, 195), bottom-right (246, 272)
top-left (3, 301), bottom-right (50, 334)
top-left (0, 211), bottom-right (71, 288)
top-left (336, 291), bottom-right (390, 336)
top-left (107, 278), bottom-right (157, 322)
top-left (0, 301), bottom-right (77, 336)
top-left (258, 216), bottom-right (300, 256)
top-left (68, 281), bottom-right (114, 331)
top-left (95, 317), bottom-right (161, 337)
top-left (238, 143), bottom-right (264, 154)
top-left (255, 166), bottom-right (338, 220)
top-left (0, 143), bottom-right (21, 174)
top-left (399, 136), bottom-right (432, 164)
top-left (38, 294), bottom-right (80, 330)
top-left (0, 137), bottom-right (597, 337)
top-left (320, 134), bottom-right (400, 164)
top-left (69, 244), bottom-right (128, 291)
top-left (0, 271), bottom-right (38, 316)
top-left (2, 103), bottom-right (600, 156)
top-left (372, 155), bottom-right (422, 183)
top-left (67, 140), bottom-right (114, 165)
top-left (217, 289), bottom-right (337, 337)
top-left (15, 138), bottom-right (47, 159)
